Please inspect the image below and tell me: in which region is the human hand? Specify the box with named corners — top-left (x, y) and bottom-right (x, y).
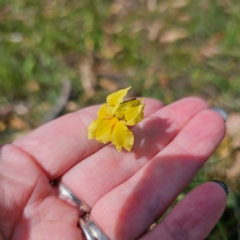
top-left (0, 97), bottom-right (227, 240)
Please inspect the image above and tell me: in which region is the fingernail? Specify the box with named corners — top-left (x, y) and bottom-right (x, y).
top-left (210, 107), bottom-right (228, 122)
top-left (212, 180), bottom-right (229, 196)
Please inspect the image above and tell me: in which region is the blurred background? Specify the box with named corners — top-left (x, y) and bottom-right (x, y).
top-left (0, 0), bottom-right (240, 238)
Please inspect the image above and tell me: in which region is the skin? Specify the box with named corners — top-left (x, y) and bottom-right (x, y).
top-left (0, 97), bottom-right (227, 240)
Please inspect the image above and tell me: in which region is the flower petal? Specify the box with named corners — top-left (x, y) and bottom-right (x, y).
top-left (96, 118), bottom-right (117, 143)
top-left (120, 98), bottom-right (143, 111)
top-left (88, 118), bottom-right (105, 139)
top-left (123, 103), bottom-right (145, 126)
top-left (114, 98), bottom-right (144, 120)
top-left (88, 118), bottom-right (117, 144)
top-left (106, 87), bottom-right (131, 113)
top-left (97, 104), bottom-right (110, 118)
top-left (110, 121), bottom-right (134, 152)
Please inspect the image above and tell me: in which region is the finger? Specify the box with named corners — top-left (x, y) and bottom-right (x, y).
top-left (13, 98), bottom-right (163, 180)
top-left (61, 97), bottom-right (208, 206)
top-left (0, 144), bottom-right (48, 239)
top-left (89, 109), bottom-right (226, 240)
top-left (13, 190), bottom-right (82, 240)
top-left (0, 144), bottom-right (84, 240)
top-left (140, 182), bottom-right (227, 240)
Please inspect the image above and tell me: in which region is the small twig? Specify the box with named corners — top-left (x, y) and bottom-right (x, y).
top-left (205, 147), bottom-right (240, 165)
top-left (42, 79), bottom-right (71, 124)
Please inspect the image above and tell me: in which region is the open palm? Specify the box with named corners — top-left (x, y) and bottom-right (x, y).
top-left (0, 97), bottom-right (227, 240)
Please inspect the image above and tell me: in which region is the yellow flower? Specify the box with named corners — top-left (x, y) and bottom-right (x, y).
top-left (88, 86), bottom-right (145, 151)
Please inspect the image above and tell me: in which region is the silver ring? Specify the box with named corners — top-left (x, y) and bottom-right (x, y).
top-left (79, 214), bottom-right (109, 240)
top-left (58, 183), bottom-right (91, 216)
top-left (210, 107), bottom-right (228, 122)
top-left (79, 218), bottom-right (96, 240)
